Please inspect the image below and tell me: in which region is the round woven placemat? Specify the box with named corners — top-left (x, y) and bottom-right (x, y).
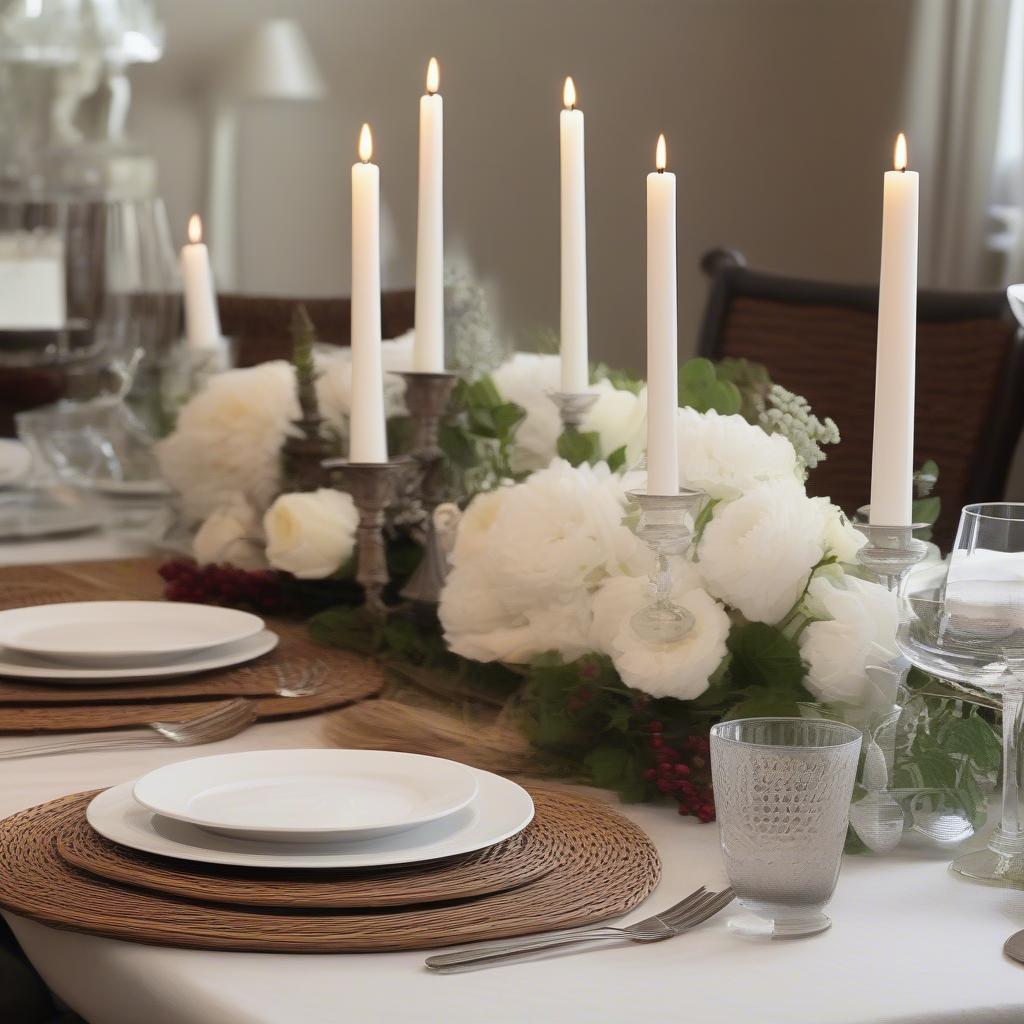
top-left (0, 788), bottom-right (660, 953)
top-left (57, 797), bottom-right (560, 908)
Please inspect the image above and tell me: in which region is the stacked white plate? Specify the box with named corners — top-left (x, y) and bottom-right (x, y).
top-left (0, 601), bottom-right (278, 682)
top-left (87, 749), bottom-right (535, 869)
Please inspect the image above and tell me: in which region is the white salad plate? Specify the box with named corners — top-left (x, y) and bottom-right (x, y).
top-left (0, 440), bottom-right (32, 487)
top-left (0, 629), bottom-right (278, 684)
top-left (132, 749), bottom-right (481, 843)
top-left (0, 601), bottom-right (265, 665)
top-left (88, 769), bottom-right (534, 869)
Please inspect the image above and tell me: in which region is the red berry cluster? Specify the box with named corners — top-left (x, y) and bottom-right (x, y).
top-left (641, 721), bottom-right (716, 822)
top-left (158, 559), bottom-right (292, 614)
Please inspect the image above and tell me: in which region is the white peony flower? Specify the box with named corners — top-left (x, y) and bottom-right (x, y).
top-left (799, 573), bottom-right (900, 706)
top-left (584, 380), bottom-right (647, 469)
top-left (156, 361), bottom-right (299, 522)
top-left (263, 488), bottom-right (359, 579)
top-left (589, 569), bottom-right (729, 699)
top-left (698, 478), bottom-right (825, 624)
top-left (676, 407), bottom-right (799, 499)
top-left (490, 352), bottom-right (647, 473)
top-left (440, 459), bottom-right (650, 663)
top-left (812, 497), bottom-right (866, 564)
top-left (316, 331), bottom-right (415, 434)
top-left (192, 493), bottom-right (267, 570)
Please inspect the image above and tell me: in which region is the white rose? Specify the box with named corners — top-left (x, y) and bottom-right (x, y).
top-left (699, 478), bottom-right (825, 624)
top-left (192, 494), bottom-right (267, 570)
top-left (676, 407), bottom-right (799, 499)
top-left (589, 572), bottom-right (730, 699)
top-left (799, 573), bottom-right (900, 706)
top-left (263, 489), bottom-right (359, 579)
top-left (157, 361), bottom-right (299, 522)
top-left (813, 497), bottom-right (866, 564)
top-left (440, 460), bottom-right (650, 663)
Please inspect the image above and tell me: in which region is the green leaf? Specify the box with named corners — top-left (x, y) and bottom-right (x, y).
top-left (584, 745), bottom-right (631, 788)
top-left (727, 622), bottom-right (807, 692)
top-left (557, 428), bottom-right (601, 467)
top-left (912, 495), bottom-right (940, 526)
top-left (492, 401), bottom-right (526, 439)
top-left (439, 422), bottom-right (476, 468)
top-left (607, 445), bottom-right (628, 473)
top-left (678, 358), bottom-right (743, 415)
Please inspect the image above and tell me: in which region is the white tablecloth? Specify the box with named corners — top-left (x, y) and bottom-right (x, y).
top-left (3, 538), bottom-right (1024, 1024)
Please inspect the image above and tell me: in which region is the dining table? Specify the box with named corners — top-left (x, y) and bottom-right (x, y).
top-left (3, 533), bottom-right (1024, 1024)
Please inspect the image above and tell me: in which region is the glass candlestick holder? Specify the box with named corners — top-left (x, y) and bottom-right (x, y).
top-left (627, 487), bottom-right (706, 645)
top-left (855, 506), bottom-right (930, 594)
top-left (322, 456), bottom-right (412, 615)
top-left (548, 390), bottom-right (598, 430)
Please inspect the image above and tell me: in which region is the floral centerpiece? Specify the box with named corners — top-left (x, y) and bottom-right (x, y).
top-left (156, 332), bottom-right (999, 843)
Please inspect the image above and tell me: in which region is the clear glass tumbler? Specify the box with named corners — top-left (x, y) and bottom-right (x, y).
top-left (710, 717), bottom-right (862, 938)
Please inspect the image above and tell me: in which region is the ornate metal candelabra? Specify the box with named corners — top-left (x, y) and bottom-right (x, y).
top-left (628, 487), bottom-right (706, 645)
top-left (398, 371), bottom-right (458, 603)
top-left (855, 506), bottom-right (929, 594)
top-left (549, 390), bottom-right (599, 431)
top-left (322, 457), bottom-right (411, 615)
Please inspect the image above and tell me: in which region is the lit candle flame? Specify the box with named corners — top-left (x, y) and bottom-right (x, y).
top-left (655, 134), bottom-right (667, 172)
top-left (894, 132), bottom-right (908, 172)
top-left (358, 123), bottom-right (373, 163)
top-left (426, 57), bottom-right (440, 95)
top-left (563, 76), bottom-right (576, 110)
top-left (187, 214), bottom-right (203, 245)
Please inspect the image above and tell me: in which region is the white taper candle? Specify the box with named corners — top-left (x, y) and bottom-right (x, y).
top-left (414, 57), bottom-right (445, 372)
top-left (869, 132), bottom-right (918, 526)
top-left (350, 123), bottom-right (388, 463)
top-left (560, 76), bottom-right (588, 393)
top-left (181, 214), bottom-right (222, 350)
top-left (646, 134), bottom-right (680, 495)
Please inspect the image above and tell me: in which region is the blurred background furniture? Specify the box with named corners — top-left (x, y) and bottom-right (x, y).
top-left (217, 289), bottom-right (415, 366)
top-left (698, 248), bottom-right (1024, 548)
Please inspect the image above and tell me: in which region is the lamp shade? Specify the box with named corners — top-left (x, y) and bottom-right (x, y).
top-left (222, 17), bottom-right (327, 101)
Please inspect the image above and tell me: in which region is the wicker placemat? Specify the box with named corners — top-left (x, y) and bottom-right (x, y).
top-left (0, 788), bottom-right (660, 953)
top-left (58, 795), bottom-right (560, 909)
top-left (0, 561), bottom-right (385, 730)
top-left (0, 639), bottom-right (381, 709)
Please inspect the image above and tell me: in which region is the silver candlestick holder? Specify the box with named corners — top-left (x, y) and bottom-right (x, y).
top-left (855, 506), bottom-right (930, 594)
top-left (322, 456), bottom-right (412, 615)
top-left (549, 390), bottom-right (599, 430)
top-left (628, 487), bottom-right (706, 645)
top-left (399, 371), bottom-right (458, 604)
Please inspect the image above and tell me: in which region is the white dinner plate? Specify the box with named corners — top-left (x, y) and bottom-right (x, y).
top-left (0, 629), bottom-right (278, 684)
top-left (0, 440), bottom-right (32, 487)
top-left (0, 601), bottom-right (265, 665)
top-left (87, 769), bottom-right (534, 869)
top-left (132, 749), bottom-right (481, 843)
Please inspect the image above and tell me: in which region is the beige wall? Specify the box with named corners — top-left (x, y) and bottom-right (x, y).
top-left (130, 0), bottom-right (913, 372)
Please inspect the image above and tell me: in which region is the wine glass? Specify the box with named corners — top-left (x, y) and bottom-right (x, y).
top-left (897, 502), bottom-right (1024, 884)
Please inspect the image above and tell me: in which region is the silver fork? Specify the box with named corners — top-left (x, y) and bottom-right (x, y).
top-left (425, 886), bottom-right (735, 973)
top-left (0, 698), bottom-right (256, 760)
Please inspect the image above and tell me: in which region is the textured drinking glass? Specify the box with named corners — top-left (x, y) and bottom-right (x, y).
top-left (710, 717), bottom-right (862, 938)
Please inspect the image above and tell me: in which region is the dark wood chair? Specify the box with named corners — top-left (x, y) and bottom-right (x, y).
top-left (217, 290), bottom-right (416, 367)
top-left (697, 249), bottom-right (1024, 549)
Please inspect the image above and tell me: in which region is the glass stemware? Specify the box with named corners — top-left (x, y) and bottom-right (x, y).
top-left (897, 502), bottom-right (1024, 884)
